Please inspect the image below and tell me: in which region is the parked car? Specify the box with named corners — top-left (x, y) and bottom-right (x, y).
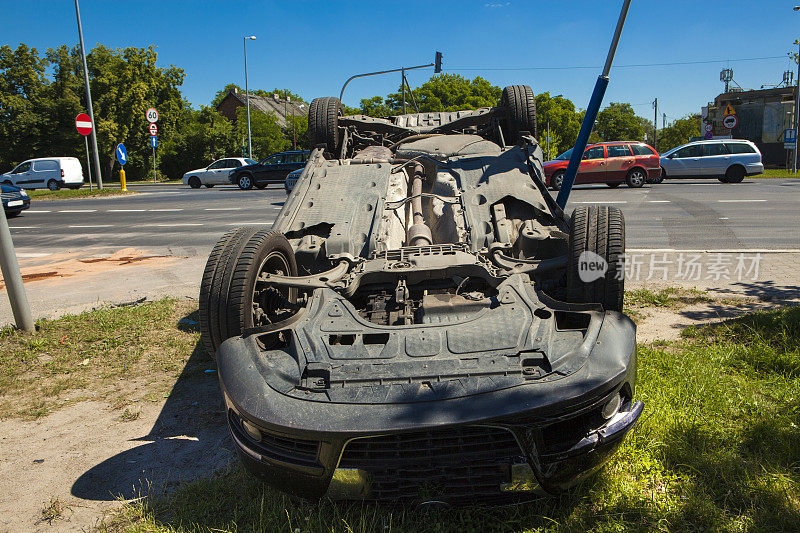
top-left (659, 139), bottom-right (763, 183)
top-left (1, 183), bottom-right (30, 217)
top-left (284, 168), bottom-right (302, 194)
top-left (1, 157), bottom-right (84, 190)
top-left (543, 142), bottom-right (660, 189)
top-left (228, 150), bottom-right (310, 190)
top-left (182, 157), bottom-right (256, 188)
top-left (200, 86), bottom-right (641, 504)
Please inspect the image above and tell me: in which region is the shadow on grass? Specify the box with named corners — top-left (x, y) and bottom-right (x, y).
top-left (71, 309), bottom-right (231, 502)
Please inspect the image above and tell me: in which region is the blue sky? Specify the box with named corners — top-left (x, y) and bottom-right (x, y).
top-left (2, 0), bottom-right (798, 124)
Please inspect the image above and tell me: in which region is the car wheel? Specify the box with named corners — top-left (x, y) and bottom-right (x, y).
top-left (205, 184), bottom-right (214, 188)
top-left (47, 179), bottom-right (60, 191)
top-left (188, 176), bottom-right (201, 189)
top-left (565, 205), bottom-right (625, 312)
top-left (238, 174), bottom-right (253, 190)
top-left (649, 169), bottom-right (665, 184)
top-left (724, 165), bottom-right (745, 183)
top-left (309, 96), bottom-right (343, 155)
top-left (255, 183), bottom-right (267, 190)
top-left (551, 170), bottom-right (564, 191)
top-left (5, 210), bottom-right (20, 218)
top-left (625, 168), bottom-right (646, 188)
top-left (199, 226), bottom-right (262, 357)
top-left (607, 182), bottom-right (622, 188)
top-left (500, 85), bottom-right (537, 143)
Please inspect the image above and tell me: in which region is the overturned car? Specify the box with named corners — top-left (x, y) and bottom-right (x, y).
top-left (199, 85), bottom-right (642, 504)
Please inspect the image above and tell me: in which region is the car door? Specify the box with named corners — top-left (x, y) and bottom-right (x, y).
top-left (577, 145), bottom-right (606, 183)
top-left (33, 159), bottom-right (60, 186)
top-left (665, 145), bottom-right (702, 177)
top-left (203, 160), bottom-right (226, 184)
top-left (218, 159), bottom-right (242, 184)
top-left (259, 154), bottom-right (285, 183)
top-left (605, 144), bottom-right (635, 182)
top-left (7, 161), bottom-right (33, 187)
top-left (700, 142), bottom-right (730, 176)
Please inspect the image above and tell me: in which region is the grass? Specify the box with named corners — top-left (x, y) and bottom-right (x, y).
top-left (27, 188), bottom-right (138, 200)
top-left (756, 169), bottom-right (800, 179)
top-left (0, 298), bottom-right (200, 419)
top-left (102, 304), bottom-right (800, 533)
top-left (625, 287), bottom-right (711, 309)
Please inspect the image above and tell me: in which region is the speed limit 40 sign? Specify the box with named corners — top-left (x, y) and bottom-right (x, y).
top-left (146, 108), bottom-right (159, 123)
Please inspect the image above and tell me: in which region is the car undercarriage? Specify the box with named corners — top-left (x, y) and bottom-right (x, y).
top-left (199, 85), bottom-right (642, 504)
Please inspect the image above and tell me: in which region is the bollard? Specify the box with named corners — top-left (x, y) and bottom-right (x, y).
top-left (120, 169), bottom-right (127, 191)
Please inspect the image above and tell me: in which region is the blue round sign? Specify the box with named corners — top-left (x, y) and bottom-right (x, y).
top-left (116, 143), bottom-right (128, 166)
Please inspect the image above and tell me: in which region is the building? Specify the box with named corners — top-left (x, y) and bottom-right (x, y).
top-left (216, 87), bottom-right (308, 128)
top-left (703, 86), bottom-right (795, 168)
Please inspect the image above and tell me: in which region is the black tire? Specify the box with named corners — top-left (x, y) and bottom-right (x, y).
top-left (551, 170), bottom-right (565, 191)
top-left (309, 96), bottom-right (343, 155)
top-left (649, 169), bottom-right (665, 184)
top-left (625, 168), bottom-right (646, 188)
top-left (205, 184), bottom-right (214, 188)
top-left (237, 174), bottom-right (253, 190)
top-left (188, 176), bottom-right (201, 189)
top-left (566, 205), bottom-right (625, 312)
top-left (225, 230), bottom-right (298, 338)
top-left (255, 183), bottom-right (267, 190)
top-left (607, 182), bottom-right (622, 188)
top-left (725, 165), bottom-right (745, 183)
top-left (500, 85), bottom-right (537, 143)
top-left (718, 176), bottom-right (730, 183)
top-left (5, 210), bottom-right (20, 218)
top-left (47, 179), bottom-right (60, 191)
top-left (199, 227), bottom-right (261, 357)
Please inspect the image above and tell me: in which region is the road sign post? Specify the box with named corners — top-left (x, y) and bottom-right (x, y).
top-left (151, 136), bottom-right (158, 183)
top-left (75, 113), bottom-right (94, 191)
top-left (146, 109), bottom-right (159, 182)
top-left (116, 143), bottom-right (128, 191)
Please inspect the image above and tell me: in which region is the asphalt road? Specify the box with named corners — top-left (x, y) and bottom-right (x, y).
top-left (6, 178), bottom-right (800, 255)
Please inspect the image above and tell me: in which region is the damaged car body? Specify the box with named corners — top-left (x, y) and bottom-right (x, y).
top-left (199, 85), bottom-right (642, 504)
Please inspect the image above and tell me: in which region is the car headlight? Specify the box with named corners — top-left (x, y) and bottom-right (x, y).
top-left (19, 190), bottom-right (28, 197)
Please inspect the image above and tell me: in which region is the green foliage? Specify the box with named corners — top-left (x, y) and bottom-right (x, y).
top-left (657, 115), bottom-right (701, 152)
top-left (594, 102), bottom-right (645, 142)
top-left (159, 106), bottom-right (236, 178)
top-left (535, 92), bottom-right (581, 156)
top-left (234, 107), bottom-right (288, 160)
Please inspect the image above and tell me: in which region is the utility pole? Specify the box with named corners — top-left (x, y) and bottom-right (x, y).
top-left (653, 97), bottom-right (658, 150)
top-left (243, 36), bottom-right (256, 159)
top-left (74, 0), bottom-right (103, 189)
top-left (663, 112), bottom-right (666, 129)
top-left (794, 39), bottom-right (800, 173)
top-left (401, 68), bottom-right (406, 114)
top-left (547, 119), bottom-right (551, 160)
top-left (0, 209), bottom-right (34, 331)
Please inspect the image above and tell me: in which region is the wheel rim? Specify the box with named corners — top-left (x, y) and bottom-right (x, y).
top-left (554, 173), bottom-right (564, 189)
top-left (250, 251), bottom-right (296, 327)
top-left (48, 181), bottom-right (58, 190)
top-left (629, 171), bottom-right (644, 186)
top-left (240, 176), bottom-right (251, 188)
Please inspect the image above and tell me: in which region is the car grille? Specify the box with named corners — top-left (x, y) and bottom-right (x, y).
top-left (1, 192), bottom-right (20, 201)
top-left (337, 426), bottom-right (524, 501)
top-left (228, 410), bottom-right (320, 468)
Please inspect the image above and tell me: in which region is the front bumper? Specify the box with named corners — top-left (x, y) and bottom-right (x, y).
top-left (217, 283), bottom-right (641, 503)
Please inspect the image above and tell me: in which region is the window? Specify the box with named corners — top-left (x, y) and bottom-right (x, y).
top-left (583, 146), bottom-right (605, 159)
top-left (229, 160), bottom-right (242, 168)
top-left (556, 148), bottom-right (573, 160)
top-left (289, 153), bottom-right (307, 163)
top-left (207, 160), bottom-right (225, 169)
top-left (12, 162), bottom-right (31, 174)
top-left (607, 145), bottom-right (632, 158)
top-left (725, 143), bottom-right (756, 154)
top-left (673, 145), bottom-right (702, 158)
top-left (630, 144), bottom-right (655, 156)
top-left (33, 160), bottom-right (58, 171)
top-left (264, 154), bottom-right (285, 165)
top-left (703, 143), bottom-right (729, 157)
top-left (244, 159), bottom-right (257, 165)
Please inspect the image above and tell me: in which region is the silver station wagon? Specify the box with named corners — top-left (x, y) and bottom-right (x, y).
top-left (659, 139), bottom-right (763, 183)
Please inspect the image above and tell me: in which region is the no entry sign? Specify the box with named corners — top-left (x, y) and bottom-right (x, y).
top-left (723, 114), bottom-right (738, 129)
top-left (75, 113), bottom-right (92, 136)
top-left (149, 123), bottom-right (158, 136)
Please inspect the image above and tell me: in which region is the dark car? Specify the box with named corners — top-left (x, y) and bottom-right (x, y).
top-left (2, 184), bottom-right (30, 217)
top-left (200, 86), bottom-right (641, 505)
top-left (544, 141), bottom-right (661, 189)
top-left (228, 150), bottom-right (310, 190)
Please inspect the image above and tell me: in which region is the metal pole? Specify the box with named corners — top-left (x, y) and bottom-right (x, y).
top-left (74, 0), bottom-right (103, 189)
top-left (557, 0), bottom-right (632, 209)
top-left (244, 37), bottom-right (253, 160)
top-left (152, 145), bottom-right (157, 182)
top-left (794, 40), bottom-right (800, 173)
top-left (654, 97), bottom-right (658, 150)
top-left (339, 62), bottom-right (434, 101)
top-left (0, 209), bottom-right (34, 331)
top-left (84, 136), bottom-right (93, 190)
top-left (402, 68), bottom-right (406, 114)
top-left (547, 119), bottom-right (550, 160)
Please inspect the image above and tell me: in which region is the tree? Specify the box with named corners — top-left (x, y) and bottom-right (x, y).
top-left (535, 92), bottom-right (581, 157)
top-left (159, 106), bottom-right (236, 178)
top-left (657, 115), bottom-right (700, 152)
top-left (594, 102), bottom-right (645, 142)
top-left (234, 107), bottom-right (288, 160)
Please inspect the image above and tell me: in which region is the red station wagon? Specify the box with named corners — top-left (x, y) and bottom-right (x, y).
top-left (543, 141), bottom-right (661, 189)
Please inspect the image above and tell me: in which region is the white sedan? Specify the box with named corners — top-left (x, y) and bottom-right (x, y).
top-left (182, 158), bottom-right (256, 188)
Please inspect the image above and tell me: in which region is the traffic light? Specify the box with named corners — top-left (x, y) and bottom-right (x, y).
top-left (434, 51), bottom-right (443, 73)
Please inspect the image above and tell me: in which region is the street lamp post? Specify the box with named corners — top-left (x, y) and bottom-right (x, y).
top-left (794, 8), bottom-right (799, 172)
top-left (243, 35), bottom-right (256, 159)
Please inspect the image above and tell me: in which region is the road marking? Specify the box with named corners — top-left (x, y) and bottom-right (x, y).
top-left (572, 201), bottom-right (628, 204)
top-left (9, 226), bottom-right (36, 229)
top-left (26, 210), bottom-right (51, 213)
top-left (204, 207), bottom-right (242, 211)
top-left (226, 222), bottom-right (271, 225)
top-left (156, 223), bottom-right (203, 227)
top-left (17, 252), bottom-right (51, 258)
top-left (108, 209), bottom-right (146, 212)
top-left (629, 248), bottom-right (800, 253)
top-left (149, 208), bottom-right (183, 212)
top-left (68, 224), bottom-right (113, 228)
top-left (59, 209), bottom-right (97, 213)
top-left (647, 200), bottom-right (671, 203)
top-left (719, 217), bottom-right (729, 220)
top-left (717, 199), bottom-right (766, 203)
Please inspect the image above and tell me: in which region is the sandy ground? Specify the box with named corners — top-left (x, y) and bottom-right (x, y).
top-left (0, 251), bottom-right (797, 531)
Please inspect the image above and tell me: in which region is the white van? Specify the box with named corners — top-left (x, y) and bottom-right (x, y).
top-left (1, 157), bottom-right (85, 190)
